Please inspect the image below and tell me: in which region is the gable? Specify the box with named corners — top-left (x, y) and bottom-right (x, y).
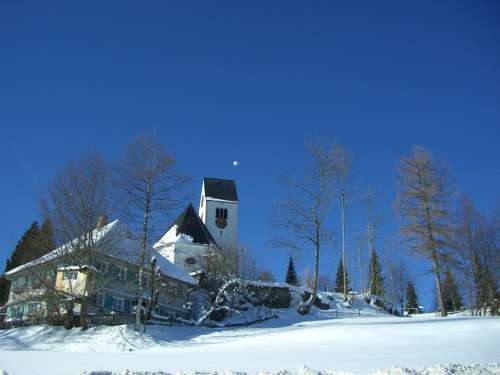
top-left (173, 203), bottom-right (219, 246)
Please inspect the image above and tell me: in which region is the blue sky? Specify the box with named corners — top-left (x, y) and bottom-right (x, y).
top-left (1, 1), bottom-right (499, 310)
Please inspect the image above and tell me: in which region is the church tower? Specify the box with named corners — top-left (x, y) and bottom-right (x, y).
top-left (198, 177), bottom-right (238, 253)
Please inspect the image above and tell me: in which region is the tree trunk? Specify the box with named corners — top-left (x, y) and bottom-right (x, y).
top-left (432, 250), bottom-right (447, 317)
top-left (135, 183), bottom-right (151, 331)
top-left (79, 297), bottom-right (89, 330)
top-left (64, 300), bottom-right (74, 329)
top-left (146, 270), bottom-right (156, 320)
top-left (340, 179), bottom-right (347, 300)
top-left (312, 233), bottom-right (320, 307)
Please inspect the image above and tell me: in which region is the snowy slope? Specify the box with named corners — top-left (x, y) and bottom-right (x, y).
top-left (0, 315), bottom-right (498, 375)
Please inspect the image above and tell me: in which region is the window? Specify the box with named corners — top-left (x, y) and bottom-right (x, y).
top-left (62, 271), bottom-right (78, 281)
top-left (94, 259), bottom-right (108, 274)
top-left (215, 207), bottom-right (228, 229)
top-left (111, 296), bottom-right (124, 312)
top-left (185, 257), bottom-right (196, 265)
top-left (215, 207), bottom-right (228, 219)
top-left (31, 274), bottom-right (42, 288)
top-left (26, 303), bottom-right (41, 315)
top-left (96, 293), bottom-right (105, 307)
top-left (117, 267), bottom-right (127, 281)
top-left (13, 277), bottom-right (25, 292)
top-left (10, 305), bottom-right (23, 319)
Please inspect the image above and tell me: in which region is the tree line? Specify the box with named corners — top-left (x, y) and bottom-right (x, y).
top-left (1, 136), bottom-right (497, 323)
top-left (275, 140), bottom-right (498, 316)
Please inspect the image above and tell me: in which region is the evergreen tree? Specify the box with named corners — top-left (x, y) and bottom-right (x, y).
top-left (285, 256), bottom-right (299, 285)
top-left (442, 269), bottom-right (463, 312)
top-left (0, 220), bottom-right (55, 305)
top-left (368, 249), bottom-right (385, 298)
top-left (35, 219), bottom-right (55, 258)
top-left (335, 258), bottom-right (351, 293)
top-left (406, 280), bottom-right (419, 314)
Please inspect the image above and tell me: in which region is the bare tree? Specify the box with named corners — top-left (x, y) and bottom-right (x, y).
top-left (385, 255), bottom-right (408, 315)
top-left (257, 270), bottom-right (275, 282)
top-left (453, 196), bottom-right (499, 315)
top-left (116, 135), bottom-right (189, 331)
top-left (275, 139), bottom-right (342, 314)
top-left (396, 146), bottom-right (453, 317)
top-left (317, 275), bottom-right (333, 292)
top-left (238, 245), bottom-right (258, 280)
top-left (41, 153), bottom-right (114, 329)
top-left (354, 234), bottom-right (367, 295)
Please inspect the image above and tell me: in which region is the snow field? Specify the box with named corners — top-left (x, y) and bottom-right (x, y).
top-left (0, 315), bottom-right (498, 375)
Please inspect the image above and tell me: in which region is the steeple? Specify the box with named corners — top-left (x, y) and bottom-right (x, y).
top-left (199, 177), bottom-right (239, 253)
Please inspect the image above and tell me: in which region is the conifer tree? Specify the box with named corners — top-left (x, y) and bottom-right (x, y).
top-left (35, 219), bottom-right (55, 258)
top-left (0, 220), bottom-right (54, 305)
top-left (443, 269), bottom-right (463, 312)
top-left (285, 256), bottom-right (299, 286)
top-left (368, 249), bottom-right (385, 298)
top-left (396, 146), bottom-right (453, 317)
top-left (406, 280), bottom-right (419, 314)
top-left (335, 258), bottom-right (351, 294)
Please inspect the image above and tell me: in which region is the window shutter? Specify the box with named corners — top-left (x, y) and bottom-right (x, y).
top-left (104, 294), bottom-right (113, 309)
top-left (124, 299), bottom-right (131, 313)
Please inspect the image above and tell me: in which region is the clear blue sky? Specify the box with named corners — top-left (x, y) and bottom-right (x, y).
top-left (1, 1), bottom-right (499, 310)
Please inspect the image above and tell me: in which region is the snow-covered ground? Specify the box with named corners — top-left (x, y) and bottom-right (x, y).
top-left (0, 314), bottom-right (498, 375)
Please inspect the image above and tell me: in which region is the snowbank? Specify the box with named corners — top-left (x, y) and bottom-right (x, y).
top-left (1, 363), bottom-right (499, 375)
top-left (74, 363), bottom-right (500, 375)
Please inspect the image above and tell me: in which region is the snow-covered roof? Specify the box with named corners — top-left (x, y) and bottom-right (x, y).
top-left (5, 220), bottom-right (125, 276)
top-left (151, 250), bottom-right (196, 285)
top-left (4, 219), bottom-right (195, 285)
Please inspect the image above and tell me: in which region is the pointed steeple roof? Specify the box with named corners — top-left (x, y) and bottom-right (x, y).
top-left (173, 203), bottom-right (218, 247)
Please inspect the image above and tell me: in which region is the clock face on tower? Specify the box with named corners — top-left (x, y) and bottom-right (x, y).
top-left (215, 207), bottom-right (228, 229)
top-left (216, 216), bottom-right (227, 229)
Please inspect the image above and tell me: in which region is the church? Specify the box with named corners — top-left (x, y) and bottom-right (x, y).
top-left (154, 177), bottom-right (239, 276)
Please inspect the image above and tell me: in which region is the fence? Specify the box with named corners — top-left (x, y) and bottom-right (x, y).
top-left (318, 308), bottom-right (390, 318)
top-left (0, 316), bottom-right (53, 330)
top-left (87, 314), bottom-right (135, 327)
top-left (144, 314), bottom-right (279, 328)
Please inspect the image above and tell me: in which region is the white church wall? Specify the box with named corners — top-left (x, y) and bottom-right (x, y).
top-left (170, 243), bottom-right (212, 273)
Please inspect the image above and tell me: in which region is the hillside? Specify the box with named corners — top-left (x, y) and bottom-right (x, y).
top-left (0, 312), bottom-right (498, 375)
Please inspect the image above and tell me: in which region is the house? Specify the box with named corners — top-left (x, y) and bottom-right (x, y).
top-left (154, 177), bottom-right (239, 275)
top-left (3, 218), bottom-right (195, 323)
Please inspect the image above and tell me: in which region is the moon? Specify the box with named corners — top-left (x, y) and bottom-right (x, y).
top-left (233, 161), bottom-right (239, 167)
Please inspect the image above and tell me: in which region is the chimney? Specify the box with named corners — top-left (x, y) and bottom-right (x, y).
top-left (96, 215), bottom-right (108, 229)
